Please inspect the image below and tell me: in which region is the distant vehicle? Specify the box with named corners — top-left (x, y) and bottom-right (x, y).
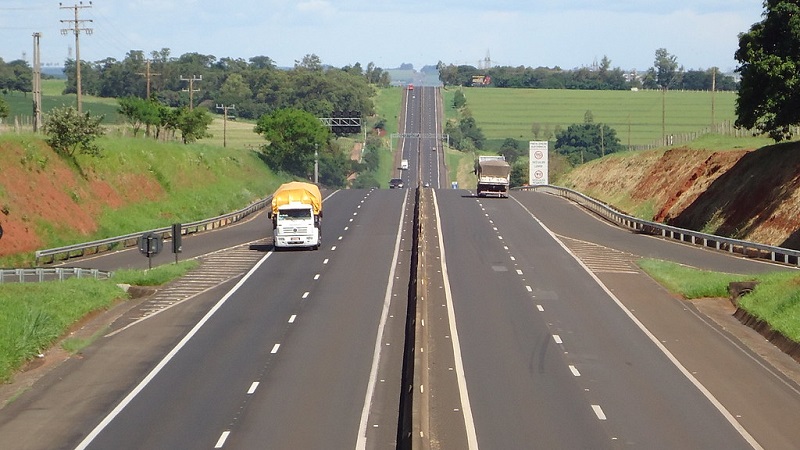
top-left (476, 155), bottom-right (511, 198)
top-left (389, 178), bottom-right (404, 189)
top-left (408, 84), bottom-right (414, 90)
top-left (400, 159), bottom-right (409, 170)
top-left (268, 181), bottom-right (322, 250)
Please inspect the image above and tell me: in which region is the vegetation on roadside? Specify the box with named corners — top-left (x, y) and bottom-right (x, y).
top-left (0, 261), bottom-right (199, 383)
top-left (638, 259), bottom-right (800, 342)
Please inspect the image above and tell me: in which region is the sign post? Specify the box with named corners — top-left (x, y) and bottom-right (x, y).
top-left (171, 223), bottom-right (182, 264)
top-left (528, 141), bottom-right (549, 186)
top-left (138, 232), bottom-right (163, 270)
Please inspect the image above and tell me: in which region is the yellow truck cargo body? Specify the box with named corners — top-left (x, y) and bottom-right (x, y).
top-left (271, 182), bottom-right (322, 216)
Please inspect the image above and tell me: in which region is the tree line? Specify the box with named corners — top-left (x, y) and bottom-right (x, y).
top-left (55, 50), bottom-right (390, 121)
top-left (437, 51), bottom-right (738, 91)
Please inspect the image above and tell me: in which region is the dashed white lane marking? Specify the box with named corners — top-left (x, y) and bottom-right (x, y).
top-left (302, 292), bottom-right (309, 299)
top-left (288, 315), bottom-right (296, 323)
top-left (553, 335), bottom-right (563, 344)
top-left (592, 405), bottom-right (607, 420)
top-left (537, 305), bottom-right (544, 312)
top-left (215, 431), bottom-right (231, 448)
top-left (526, 285), bottom-right (532, 292)
top-left (247, 382), bottom-right (259, 394)
top-left (271, 344), bottom-right (280, 354)
top-left (323, 259), bottom-right (329, 264)
top-left (569, 365), bottom-right (581, 377)
top-left (314, 274), bottom-right (320, 280)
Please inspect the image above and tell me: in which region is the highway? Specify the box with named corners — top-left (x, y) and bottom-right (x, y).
top-left (0, 85), bottom-right (799, 449)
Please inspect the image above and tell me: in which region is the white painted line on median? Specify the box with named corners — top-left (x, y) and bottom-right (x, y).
top-left (429, 189), bottom-right (479, 450)
top-left (75, 252), bottom-right (274, 450)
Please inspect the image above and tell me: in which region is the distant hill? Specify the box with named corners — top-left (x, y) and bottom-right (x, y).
top-left (42, 67), bottom-right (66, 79)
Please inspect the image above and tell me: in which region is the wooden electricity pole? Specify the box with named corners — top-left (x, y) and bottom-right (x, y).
top-left (216, 104), bottom-right (236, 148)
top-left (137, 60), bottom-right (161, 99)
top-left (60, 1), bottom-right (93, 114)
top-left (180, 75), bottom-right (202, 110)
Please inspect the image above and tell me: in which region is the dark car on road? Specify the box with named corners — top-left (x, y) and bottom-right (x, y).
top-left (389, 178), bottom-right (404, 189)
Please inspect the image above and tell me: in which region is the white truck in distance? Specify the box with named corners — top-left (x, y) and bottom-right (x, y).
top-left (269, 181), bottom-right (322, 250)
top-left (476, 155), bottom-right (511, 198)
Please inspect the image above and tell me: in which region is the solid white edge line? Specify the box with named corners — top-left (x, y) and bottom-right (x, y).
top-left (511, 196), bottom-right (763, 450)
top-left (74, 251), bottom-right (274, 450)
top-left (355, 189), bottom-right (409, 450)
top-left (431, 189), bottom-right (480, 450)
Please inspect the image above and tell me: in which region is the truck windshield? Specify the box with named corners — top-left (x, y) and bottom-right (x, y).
top-left (278, 209), bottom-right (312, 220)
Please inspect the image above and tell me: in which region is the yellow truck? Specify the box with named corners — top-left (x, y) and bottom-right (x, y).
top-left (269, 181), bottom-right (322, 250)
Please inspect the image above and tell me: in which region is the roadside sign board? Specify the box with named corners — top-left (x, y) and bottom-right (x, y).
top-left (529, 141), bottom-right (549, 186)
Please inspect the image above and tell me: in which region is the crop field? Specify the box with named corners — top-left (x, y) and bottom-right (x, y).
top-left (442, 87), bottom-right (739, 147)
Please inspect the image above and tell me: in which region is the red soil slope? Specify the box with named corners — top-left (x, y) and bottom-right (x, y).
top-left (563, 143), bottom-right (800, 250)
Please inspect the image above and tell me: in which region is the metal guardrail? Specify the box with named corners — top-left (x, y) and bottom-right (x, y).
top-left (34, 197), bottom-right (271, 265)
top-left (0, 267), bottom-right (113, 284)
top-left (518, 185), bottom-right (800, 267)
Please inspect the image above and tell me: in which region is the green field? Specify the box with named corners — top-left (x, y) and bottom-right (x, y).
top-left (442, 87), bottom-right (739, 148)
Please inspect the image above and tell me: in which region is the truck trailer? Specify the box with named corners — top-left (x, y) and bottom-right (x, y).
top-left (269, 181), bottom-right (322, 250)
top-left (476, 156), bottom-right (511, 198)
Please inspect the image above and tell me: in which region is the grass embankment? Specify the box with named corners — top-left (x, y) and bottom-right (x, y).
top-left (639, 259), bottom-right (800, 342)
top-left (0, 260), bottom-right (198, 383)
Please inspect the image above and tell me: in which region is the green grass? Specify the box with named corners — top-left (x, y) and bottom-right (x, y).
top-left (639, 258), bottom-right (800, 342)
top-left (442, 87), bottom-right (739, 147)
top-left (0, 278), bottom-right (126, 382)
top-left (0, 260), bottom-right (201, 382)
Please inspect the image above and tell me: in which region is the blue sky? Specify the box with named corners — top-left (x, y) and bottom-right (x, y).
top-left (1, 1), bottom-right (765, 73)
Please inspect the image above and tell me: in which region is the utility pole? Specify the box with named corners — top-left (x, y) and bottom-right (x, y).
top-left (180, 75), bottom-right (202, 110)
top-left (60, 1), bottom-right (93, 114)
top-left (215, 104), bottom-right (235, 148)
top-left (137, 60), bottom-right (161, 99)
top-left (32, 33), bottom-right (42, 132)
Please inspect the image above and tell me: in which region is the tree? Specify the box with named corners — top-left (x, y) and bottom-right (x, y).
top-left (554, 117), bottom-right (624, 165)
top-left (43, 106), bottom-right (105, 158)
top-left (735, 0), bottom-right (800, 141)
top-left (453, 90), bottom-right (466, 109)
top-left (498, 138), bottom-right (523, 163)
top-left (653, 48), bottom-right (682, 89)
top-left (0, 97), bottom-right (8, 124)
top-left (176, 107), bottom-right (213, 144)
top-left (255, 108), bottom-right (330, 178)
top-left (118, 96), bottom-right (161, 137)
